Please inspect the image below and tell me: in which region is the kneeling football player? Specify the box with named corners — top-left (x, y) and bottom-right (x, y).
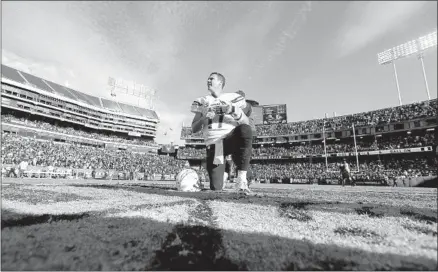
top-left (191, 72), bottom-right (253, 195)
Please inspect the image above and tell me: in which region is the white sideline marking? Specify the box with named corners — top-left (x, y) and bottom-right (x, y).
top-left (2, 185), bottom-right (194, 215)
top-left (108, 202), bottom-right (196, 224)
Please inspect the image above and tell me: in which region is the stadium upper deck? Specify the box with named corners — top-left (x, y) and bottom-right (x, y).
top-left (1, 64), bottom-right (158, 119)
top-left (1, 64), bottom-right (159, 141)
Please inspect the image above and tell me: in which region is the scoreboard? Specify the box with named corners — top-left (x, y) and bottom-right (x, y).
top-left (262, 104), bottom-right (287, 124)
top-left (252, 106), bottom-right (264, 125)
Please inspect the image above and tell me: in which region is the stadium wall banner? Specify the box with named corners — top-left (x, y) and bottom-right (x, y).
top-left (290, 178), bottom-right (310, 184)
top-left (1, 98), bottom-right (17, 107)
top-left (321, 179), bottom-right (339, 185)
top-left (177, 146), bottom-right (432, 161)
top-left (178, 156), bottom-right (205, 160)
top-left (252, 156), bottom-right (291, 160)
top-left (128, 131), bottom-right (141, 137)
top-left (2, 97), bottom-right (11, 105)
top-left (335, 146), bottom-right (431, 157)
top-left (262, 104), bottom-right (287, 124)
top-left (380, 146), bottom-right (432, 154)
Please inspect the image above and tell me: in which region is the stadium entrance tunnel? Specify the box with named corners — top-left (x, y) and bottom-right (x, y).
top-left (148, 224), bottom-right (245, 271)
top-left (413, 177), bottom-right (438, 188)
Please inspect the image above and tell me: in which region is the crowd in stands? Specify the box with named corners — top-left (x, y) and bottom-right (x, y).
top-left (2, 132), bottom-right (435, 184)
top-left (176, 141), bottom-right (436, 183)
top-left (256, 99), bottom-right (436, 137)
top-left (2, 114), bottom-right (156, 147)
top-left (180, 99), bottom-right (436, 139)
top-left (250, 157), bottom-right (436, 183)
top-left (1, 133), bottom-right (185, 178)
top-left (177, 131), bottom-right (435, 158)
top-left (254, 132), bottom-right (435, 156)
top-left (3, 98), bottom-right (436, 184)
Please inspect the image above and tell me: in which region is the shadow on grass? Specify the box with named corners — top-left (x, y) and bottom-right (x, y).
top-left (1, 212), bottom-right (90, 229)
top-left (1, 207), bottom-right (436, 271)
top-left (71, 184), bottom-right (438, 225)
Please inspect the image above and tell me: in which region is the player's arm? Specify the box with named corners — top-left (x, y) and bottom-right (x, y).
top-left (232, 106), bottom-right (250, 125)
top-left (191, 112), bottom-right (206, 134)
top-left (215, 103), bottom-right (250, 125)
top-left (214, 94), bottom-right (250, 125)
top-left (243, 103), bottom-right (252, 116)
top-left (231, 95), bottom-right (251, 125)
top-left (191, 99), bottom-right (206, 134)
top-left (228, 98), bottom-right (250, 125)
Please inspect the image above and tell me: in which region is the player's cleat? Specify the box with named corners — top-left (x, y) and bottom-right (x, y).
top-left (235, 176), bottom-right (251, 195)
top-left (234, 176), bottom-right (247, 189)
top-left (222, 173), bottom-right (229, 190)
top-left (238, 188), bottom-right (252, 196)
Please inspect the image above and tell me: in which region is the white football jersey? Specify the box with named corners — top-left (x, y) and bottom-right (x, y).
top-left (191, 93), bottom-right (246, 145)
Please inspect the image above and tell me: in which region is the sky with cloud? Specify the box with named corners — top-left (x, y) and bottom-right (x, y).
top-left (2, 1), bottom-right (437, 145)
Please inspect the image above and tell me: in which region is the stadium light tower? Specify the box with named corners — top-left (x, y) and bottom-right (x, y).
top-left (377, 30), bottom-right (437, 105)
top-left (322, 120), bottom-right (328, 172)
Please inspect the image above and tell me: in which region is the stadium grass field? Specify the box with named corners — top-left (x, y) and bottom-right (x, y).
top-left (1, 178), bottom-right (437, 271)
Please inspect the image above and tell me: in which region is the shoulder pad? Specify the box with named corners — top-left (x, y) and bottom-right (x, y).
top-left (230, 93), bottom-right (246, 108)
top-left (219, 93), bottom-right (246, 108)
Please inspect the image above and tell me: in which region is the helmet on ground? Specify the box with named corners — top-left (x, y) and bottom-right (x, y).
top-left (176, 168), bottom-right (203, 192)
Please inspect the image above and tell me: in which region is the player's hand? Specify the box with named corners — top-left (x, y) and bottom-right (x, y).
top-left (204, 108), bottom-right (216, 119)
top-left (201, 106), bottom-right (211, 116)
top-left (215, 100), bottom-right (233, 115)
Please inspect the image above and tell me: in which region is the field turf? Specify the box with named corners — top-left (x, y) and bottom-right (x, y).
top-left (1, 178), bottom-right (437, 271)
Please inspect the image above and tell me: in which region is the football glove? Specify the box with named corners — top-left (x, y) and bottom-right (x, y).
top-left (205, 110), bottom-right (215, 119)
top-left (214, 100), bottom-right (240, 116)
top-left (202, 106), bottom-right (215, 119)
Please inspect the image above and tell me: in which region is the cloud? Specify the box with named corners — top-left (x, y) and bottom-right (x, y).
top-left (268, 2), bottom-right (312, 58)
top-left (217, 2), bottom-right (283, 79)
top-left (1, 2), bottom-right (209, 144)
top-left (256, 1), bottom-right (312, 70)
top-left (1, 2), bottom-right (208, 96)
top-left (335, 1), bottom-right (429, 58)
